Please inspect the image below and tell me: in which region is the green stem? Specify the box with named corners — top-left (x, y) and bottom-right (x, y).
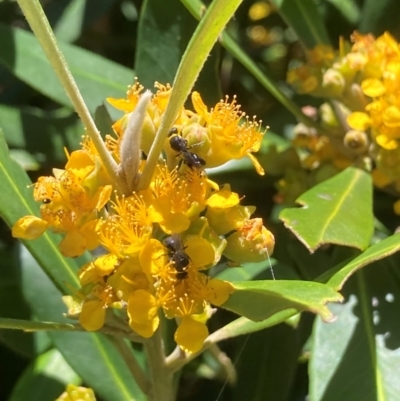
top-left (0, 317), bottom-right (77, 332)
top-left (0, 317), bottom-right (144, 343)
top-left (208, 344), bottom-right (237, 385)
top-left (17, 0), bottom-right (124, 193)
top-left (109, 336), bottom-right (151, 396)
top-left (180, 0), bottom-right (316, 128)
top-left (137, 0), bottom-right (244, 190)
top-left (144, 328), bottom-right (174, 401)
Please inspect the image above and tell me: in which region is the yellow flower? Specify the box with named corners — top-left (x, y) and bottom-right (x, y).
top-left (56, 384), bottom-right (96, 401)
top-left (191, 92), bottom-right (265, 174)
top-left (12, 170), bottom-right (111, 257)
top-left (149, 165), bottom-right (210, 233)
top-left (205, 187), bottom-right (256, 235)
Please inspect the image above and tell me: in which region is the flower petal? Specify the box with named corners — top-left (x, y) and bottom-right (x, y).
top-left (12, 216), bottom-right (48, 240)
top-left (175, 316), bottom-right (209, 353)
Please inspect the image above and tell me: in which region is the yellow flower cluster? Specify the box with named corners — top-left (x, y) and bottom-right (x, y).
top-left (56, 384), bottom-right (96, 401)
top-left (12, 82), bottom-right (274, 353)
top-left (285, 32), bottom-right (400, 212)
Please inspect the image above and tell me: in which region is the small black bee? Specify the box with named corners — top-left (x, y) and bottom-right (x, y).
top-left (163, 234), bottom-right (190, 280)
top-left (168, 128), bottom-right (206, 171)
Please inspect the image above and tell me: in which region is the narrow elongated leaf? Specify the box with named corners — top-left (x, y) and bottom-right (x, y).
top-left (9, 349), bottom-right (81, 401)
top-left (0, 130), bottom-right (79, 290)
top-left (310, 259), bottom-right (400, 401)
top-left (222, 280), bottom-right (343, 322)
top-left (271, 0), bottom-right (331, 48)
top-left (19, 245), bottom-right (146, 401)
top-left (0, 24), bottom-right (133, 116)
top-left (321, 233), bottom-right (400, 290)
top-left (280, 167), bottom-right (373, 253)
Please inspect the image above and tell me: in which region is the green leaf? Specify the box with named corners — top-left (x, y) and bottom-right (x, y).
top-left (280, 167), bottom-right (373, 253)
top-left (209, 311), bottom-right (298, 343)
top-left (0, 129), bottom-right (79, 291)
top-left (309, 258), bottom-right (400, 401)
top-left (50, 0), bottom-right (117, 43)
top-left (136, 0), bottom-right (221, 104)
top-left (180, 0), bottom-right (311, 125)
top-left (9, 349), bottom-right (81, 401)
top-left (271, 0), bottom-right (331, 48)
top-left (0, 243), bottom-right (34, 357)
top-left (0, 24), bottom-right (133, 117)
top-left (135, 0), bottom-right (194, 87)
top-left (19, 244), bottom-right (146, 401)
top-left (359, 0), bottom-right (400, 36)
top-left (0, 104), bottom-right (82, 164)
top-left (321, 233), bottom-right (400, 290)
top-left (221, 280), bottom-right (343, 322)
top-left (233, 325), bottom-right (302, 401)
top-left (213, 261), bottom-right (274, 281)
top-left (326, 0), bottom-right (360, 24)
top-left (94, 104), bottom-right (115, 138)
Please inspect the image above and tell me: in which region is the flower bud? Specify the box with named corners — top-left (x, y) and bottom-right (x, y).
top-left (182, 122), bottom-right (212, 158)
top-left (343, 130), bottom-right (369, 154)
top-left (223, 218), bottom-right (275, 263)
top-left (321, 68), bottom-right (345, 97)
top-left (293, 123), bottom-right (318, 147)
top-left (320, 102), bottom-right (339, 128)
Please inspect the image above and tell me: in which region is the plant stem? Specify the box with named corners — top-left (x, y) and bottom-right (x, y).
top-left (144, 328), bottom-right (174, 401)
top-left (109, 336), bottom-right (151, 396)
top-left (0, 317), bottom-right (77, 331)
top-left (137, 0), bottom-right (244, 190)
top-left (17, 0), bottom-right (124, 193)
top-left (180, 0), bottom-right (316, 128)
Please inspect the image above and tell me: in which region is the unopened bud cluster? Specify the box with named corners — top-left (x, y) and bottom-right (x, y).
top-left (270, 32), bottom-right (400, 212)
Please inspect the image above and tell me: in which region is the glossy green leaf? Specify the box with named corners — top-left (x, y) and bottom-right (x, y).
top-left (309, 258), bottom-right (400, 401)
top-left (9, 349), bottom-right (81, 401)
top-left (280, 167), bottom-right (373, 253)
top-left (0, 129), bottom-right (79, 291)
top-left (322, 233), bottom-right (400, 290)
top-left (19, 244), bottom-right (146, 401)
top-left (136, 0), bottom-right (221, 104)
top-left (0, 104), bottom-right (82, 164)
top-left (221, 280), bottom-right (343, 322)
top-left (271, 0), bottom-right (331, 48)
top-left (0, 23), bottom-right (133, 117)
